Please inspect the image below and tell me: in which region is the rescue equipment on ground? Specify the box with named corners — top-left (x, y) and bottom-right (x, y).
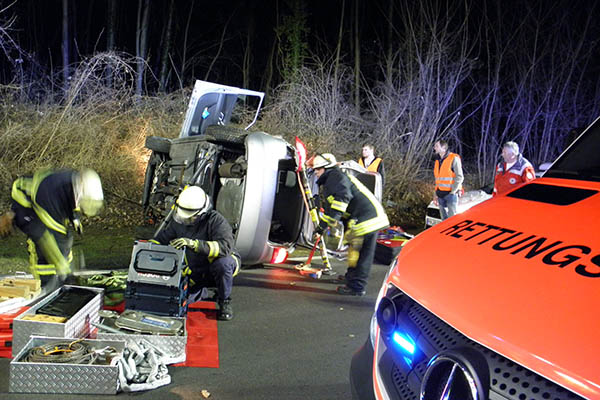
top-left (125, 241), bottom-right (189, 317)
top-left (374, 226), bottom-right (413, 265)
top-left (23, 338), bottom-right (118, 365)
top-left (97, 310), bottom-right (184, 336)
top-left (294, 137), bottom-right (334, 278)
top-left (77, 270), bottom-right (128, 306)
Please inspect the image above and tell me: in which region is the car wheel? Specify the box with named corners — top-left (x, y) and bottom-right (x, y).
top-left (205, 125), bottom-right (247, 145)
top-left (145, 135), bottom-right (172, 153)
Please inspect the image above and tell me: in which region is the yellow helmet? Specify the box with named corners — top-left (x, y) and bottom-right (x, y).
top-left (311, 153), bottom-right (337, 169)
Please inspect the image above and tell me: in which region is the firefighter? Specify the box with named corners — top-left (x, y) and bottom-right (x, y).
top-left (433, 140), bottom-right (464, 220)
top-left (493, 141), bottom-right (536, 196)
top-left (0, 168), bottom-right (104, 291)
top-left (358, 143), bottom-right (385, 187)
top-left (153, 185), bottom-right (240, 321)
top-left (311, 153), bottom-right (389, 296)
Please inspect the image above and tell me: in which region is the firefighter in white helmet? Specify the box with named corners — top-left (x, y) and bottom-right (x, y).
top-left (0, 168), bottom-right (104, 291)
top-left (310, 153), bottom-right (389, 296)
top-left (153, 185), bottom-right (240, 321)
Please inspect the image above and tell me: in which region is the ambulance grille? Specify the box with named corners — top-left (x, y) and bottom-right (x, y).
top-left (378, 287), bottom-right (586, 400)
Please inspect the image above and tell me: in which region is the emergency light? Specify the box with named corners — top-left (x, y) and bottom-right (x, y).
top-left (393, 331), bottom-right (416, 355)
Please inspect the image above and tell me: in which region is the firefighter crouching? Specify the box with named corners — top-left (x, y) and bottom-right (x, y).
top-left (0, 168), bottom-right (104, 291)
top-left (310, 153), bottom-right (389, 296)
top-left (152, 186), bottom-right (240, 321)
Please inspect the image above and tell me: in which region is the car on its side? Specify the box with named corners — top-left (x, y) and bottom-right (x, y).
top-left (351, 116), bottom-right (600, 399)
top-left (142, 80), bottom-right (382, 266)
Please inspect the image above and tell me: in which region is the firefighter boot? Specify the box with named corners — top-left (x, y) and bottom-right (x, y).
top-left (218, 298), bottom-right (233, 321)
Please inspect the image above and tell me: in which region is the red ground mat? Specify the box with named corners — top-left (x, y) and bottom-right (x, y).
top-left (175, 301), bottom-right (219, 368)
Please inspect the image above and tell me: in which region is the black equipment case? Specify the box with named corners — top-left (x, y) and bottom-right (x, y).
top-left (125, 241), bottom-right (189, 317)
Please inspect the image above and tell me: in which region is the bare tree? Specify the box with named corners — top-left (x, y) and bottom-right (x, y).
top-left (352, 0), bottom-right (360, 109)
top-left (159, 0), bottom-right (175, 92)
top-left (366, 0), bottom-right (477, 192)
top-left (62, 0), bottom-right (70, 90)
top-left (135, 0), bottom-right (150, 97)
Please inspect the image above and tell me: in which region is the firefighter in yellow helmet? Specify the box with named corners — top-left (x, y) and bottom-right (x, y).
top-left (311, 153), bottom-right (389, 296)
top-left (0, 168), bottom-right (104, 291)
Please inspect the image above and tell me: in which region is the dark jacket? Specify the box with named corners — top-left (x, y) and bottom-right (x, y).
top-left (316, 167), bottom-right (389, 237)
top-left (11, 169), bottom-right (77, 239)
top-left (155, 209), bottom-right (236, 267)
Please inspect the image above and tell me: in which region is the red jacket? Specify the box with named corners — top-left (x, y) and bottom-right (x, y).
top-left (493, 155), bottom-right (535, 195)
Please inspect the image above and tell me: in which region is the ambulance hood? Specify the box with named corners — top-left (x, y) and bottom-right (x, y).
top-left (391, 177), bottom-right (600, 398)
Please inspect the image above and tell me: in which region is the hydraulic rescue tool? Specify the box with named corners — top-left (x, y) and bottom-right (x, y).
top-left (293, 137), bottom-right (335, 278)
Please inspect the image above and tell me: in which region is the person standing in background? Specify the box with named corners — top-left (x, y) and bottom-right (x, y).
top-left (493, 141), bottom-right (535, 196)
top-left (433, 140), bottom-right (464, 220)
top-left (358, 144), bottom-right (385, 188)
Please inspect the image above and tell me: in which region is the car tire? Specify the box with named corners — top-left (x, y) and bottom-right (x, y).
top-left (205, 125), bottom-right (247, 145)
top-left (145, 136), bottom-right (172, 153)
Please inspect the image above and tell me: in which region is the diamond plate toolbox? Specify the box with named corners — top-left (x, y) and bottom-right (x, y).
top-left (10, 336), bottom-right (124, 394)
top-left (12, 285), bottom-right (103, 357)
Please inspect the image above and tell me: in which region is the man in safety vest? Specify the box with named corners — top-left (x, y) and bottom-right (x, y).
top-left (152, 186), bottom-right (240, 321)
top-left (0, 168), bottom-right (104, 291)
top-left (358, 143), bottom-right (385, 187)
top-left (493, 141), bottom-right (535, 196)
top-left (433, 140), bottom-right (464, 220)
top-left (311, 153), bottom-right (389, 296)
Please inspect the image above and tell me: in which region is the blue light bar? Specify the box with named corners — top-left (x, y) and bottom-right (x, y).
top-left (392, 332), bottom-right (415, 354)
top-left (202, 108), bottom-right (210, 119)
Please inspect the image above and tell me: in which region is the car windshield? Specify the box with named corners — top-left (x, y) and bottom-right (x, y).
top-left (544, 116), bottom-right (600, 182)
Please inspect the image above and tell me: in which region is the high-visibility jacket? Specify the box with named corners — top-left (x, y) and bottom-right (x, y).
top-left (316, 167), bottom-right (389, 237)
top-left (434, 152), bottom-right (460, 193)
top-left (11, 169), bottom-right (77, 277)
top-left (493, 155), bottom-right (536, 195)
top-left (358, 157), bottom-right (385, 186)
top-left (358, 157), bottom-right (382, 172)
top-left (155, 209), bottom-right (239, 267)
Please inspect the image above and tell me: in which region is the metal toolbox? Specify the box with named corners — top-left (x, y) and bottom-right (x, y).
top-left (12, 285), bottom-right (103, 357)
top-left (10, 335), bottom-right (124, 394)
top-left (96, 313), bottom-right (187, 364)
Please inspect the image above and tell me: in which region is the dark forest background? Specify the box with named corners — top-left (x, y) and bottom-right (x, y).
top-left (1, 0), bottom-right (600, 225)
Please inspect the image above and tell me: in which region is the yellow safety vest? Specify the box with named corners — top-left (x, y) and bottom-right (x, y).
top-left (358, 157), bottom-right (382, 173)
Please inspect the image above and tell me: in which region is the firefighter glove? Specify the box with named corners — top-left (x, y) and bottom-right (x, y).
top-left (73, 218), bottom-right (83, 235)
top-left (170, 238), bottom-right (199, 252)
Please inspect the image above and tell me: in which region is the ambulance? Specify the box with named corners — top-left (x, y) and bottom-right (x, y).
top-left (351, 117), bottom-right (600, 400)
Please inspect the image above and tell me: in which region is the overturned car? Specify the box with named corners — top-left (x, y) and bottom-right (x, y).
top-left (142, 80), bottom-right (382, 266)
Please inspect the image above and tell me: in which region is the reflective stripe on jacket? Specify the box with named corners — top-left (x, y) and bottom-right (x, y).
top-left (155, 210), bottom-right (239, 267)
top-left (434, 153), bottom-right (459, 192)
top-left (317, 167), bottom-right (389, 237)
top-left (11, 169), bottom-right (77, 235)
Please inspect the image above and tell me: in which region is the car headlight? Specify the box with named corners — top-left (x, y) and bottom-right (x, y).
top-left (369, 258), bottom-right (397, 348)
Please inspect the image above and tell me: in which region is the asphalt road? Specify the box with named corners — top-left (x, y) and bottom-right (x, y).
top-left (0, 254), bottom-right (391, 400)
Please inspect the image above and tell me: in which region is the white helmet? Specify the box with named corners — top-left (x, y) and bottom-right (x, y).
top-left (175, 186), bottom-right (210, 224)
top-left (75, 168), bottom-right (104, 217)
top-left (311, 153), bottom-right (337, 169)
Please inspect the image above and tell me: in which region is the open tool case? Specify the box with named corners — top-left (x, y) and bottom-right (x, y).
top-left (11, 285), bottom-right (103, 357)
